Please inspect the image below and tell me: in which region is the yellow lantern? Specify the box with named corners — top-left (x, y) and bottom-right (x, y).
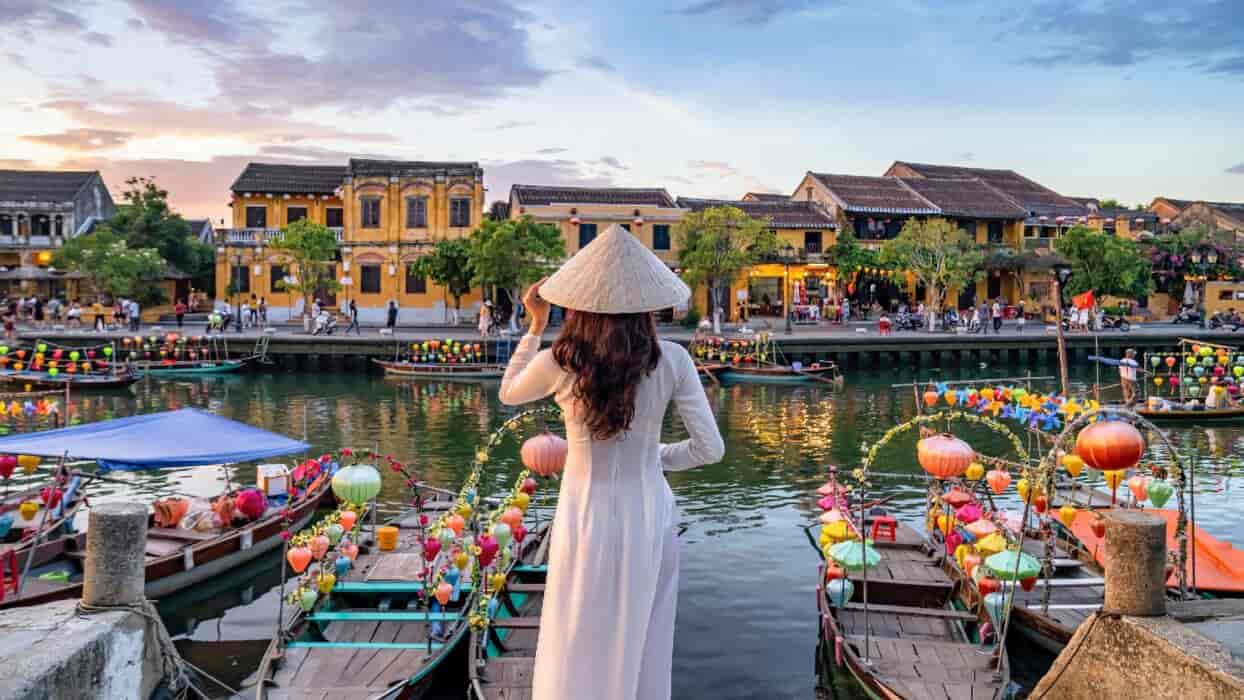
top-left (489, 572), bottom-right (506, 591)
top-left (512, 491), bottom-right (531, 511)
top-left (18, 501), bottom-right (37, 520)
top-left (17, 454), bottom-right (39, 475)
top-left (1061, 454), bottom-right (1084, 477)
top-left (1057, 504), bottom-right (1077, 528)
top-left (965, 462), bottom-right (985, 481)
top-left (976, 532), bottom-right (1007, 556)
top-left (1103, 470), bottom-right (1125, 490)
top-left (316, 572), bottom-right (336, 594)
top-left (453, 550), bottom-right (469, 570)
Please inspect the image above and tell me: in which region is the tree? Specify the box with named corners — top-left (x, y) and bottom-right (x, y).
top-left (468, 215), bottom-right (565, 332)
top-left (675, 205), bottom-right (778, 332)
top-left (98, 177), bottom-right (215, 292)
top-left (827, 229), bottom-right (879, 299)
top-left (1098, 198), bottom-right (1121, 210)
top-left (880, 217), bottom-right (983, 330)
top-left (53, 230), bottom-right (167, 303)
top-left (1054, 225), bottom-right (1153, 301)
top-left (408, 238), bottom-right (474, 324)
top-left (270, 219), bottom-right (340, 327)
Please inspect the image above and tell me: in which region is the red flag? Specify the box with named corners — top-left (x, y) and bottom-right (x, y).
top-left (1072, 291), bottom-right (1096, 310)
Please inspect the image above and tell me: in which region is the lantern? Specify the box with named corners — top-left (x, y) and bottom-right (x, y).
top-left (826, 578), bottom-right (854, 607)
top-left (965, 462), bottom-right (984, 481)
top-left (287, 546), bottom-right (312, 574)
top-left (922, 390), bottom-right (939, 407)
top-left (299, 588), bottom-right (318, 611)
top-left (1127, 475), bottom-right (1149, 502)
top-left (332, 464), bottom-right (383, 503)
top-left (1103, 469), bottom-right (1125, 490)
top-left (986, 469), bottom-right (1011, 495)
top-left (17, 454), bottom-right (39, 475)
top-left (477, 534), bottom-right (499, 567)
top-left (1058, 504), bottom-right (1077, 528)
top-left (18, 501), bottom-right (38, 520)
top-left (1061, 453), bottom-right (1084, 477)
top-left (317, 572), bottom-right (336, 594)
top-left (1075, 420), bottom-right (1144, 471)
top-left (520, 432), bottom-right (568, 477)
top-left (309, 534), bottom-right (331, 560)
top-left (1148, 479), bottom-right (1174, 508)
top-left (916, 434), bottom-right (974, 479)
top-left (339, 510), bottom-right (358, 531)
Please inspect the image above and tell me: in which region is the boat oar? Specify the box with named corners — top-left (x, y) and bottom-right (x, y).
top-left (695, 360), bottom-right (721, 386)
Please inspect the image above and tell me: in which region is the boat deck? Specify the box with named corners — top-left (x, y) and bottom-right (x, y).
top-left (1009, 538), bottom-right (1104, 644)
top-left (824, 520), bottom-right (1006, 700)
top-left (266, 504), bottom-right (463, 700)
top-left (470, 536), bottom-right (551, 700)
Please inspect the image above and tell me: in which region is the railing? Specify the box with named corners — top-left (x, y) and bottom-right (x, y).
top-left (1023, 237), bottom-right (1058, 252)
top-left (220, 228), bottom-right (345, 245)
top-left (758, 250), bottom-right (830, 264)
top-left (0, 235), bottom-right (62, 248)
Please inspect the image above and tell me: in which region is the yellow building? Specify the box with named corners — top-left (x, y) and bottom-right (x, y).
top-left (216, 159), bottom-right (485, 324)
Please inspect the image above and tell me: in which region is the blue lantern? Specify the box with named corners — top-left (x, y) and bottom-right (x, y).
top-left (984, 591), bottom-right (1011, 625)
top-left (826, 578), bottom-right (855, 607)
top-left (334, 556), bottom-right (351, 578)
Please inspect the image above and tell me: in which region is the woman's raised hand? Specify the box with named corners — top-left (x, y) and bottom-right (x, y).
top-left (523, 277), bottom-right (551, 336)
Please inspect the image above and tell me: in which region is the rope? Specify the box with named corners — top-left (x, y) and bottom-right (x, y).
top-left (76, 598), bottom-right (190, 699)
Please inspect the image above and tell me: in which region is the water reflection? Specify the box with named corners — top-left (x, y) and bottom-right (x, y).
top-left (19, 365), bottom-right (1244, 699)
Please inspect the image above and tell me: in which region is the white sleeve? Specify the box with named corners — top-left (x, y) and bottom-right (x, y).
top-left (498, 335), bottom-right (564, 406)
top-left (660, 349), bottom-right (725, 471)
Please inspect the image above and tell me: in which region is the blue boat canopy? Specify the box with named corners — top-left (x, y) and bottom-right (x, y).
top-left (0, 408), bottom-right (309, 471)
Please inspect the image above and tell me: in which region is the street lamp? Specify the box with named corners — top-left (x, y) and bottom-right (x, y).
top-left (1051, 261), bottom-right (1073, 397)
top-left (230, 254), bottom-right (244, 334)
top-left (781, 242), bottom-right (796, 335)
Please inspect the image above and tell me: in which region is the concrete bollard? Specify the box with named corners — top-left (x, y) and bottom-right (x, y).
top-left (82, 502), bottom-right (148, 607)
top-left (1103, 509), bottom-right (1167, 616)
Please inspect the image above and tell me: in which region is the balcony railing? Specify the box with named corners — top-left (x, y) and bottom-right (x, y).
top-left (220, 228), bottom-right (345, 245)
top-left (758, 249), bottom-right (830, 264)
top-left (0, 234), bottom-right (64, 248)
top-left (1023, 237), bottom-right (1058, 252)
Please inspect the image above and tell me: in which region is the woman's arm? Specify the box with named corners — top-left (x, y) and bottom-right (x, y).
top-left (661, 349), bottom-right (725, 471)
top-left (498, 335), bottom-right (563, 406)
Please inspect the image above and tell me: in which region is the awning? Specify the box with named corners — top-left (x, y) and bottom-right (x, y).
top-left (0, 408), bottom-right (309, 471)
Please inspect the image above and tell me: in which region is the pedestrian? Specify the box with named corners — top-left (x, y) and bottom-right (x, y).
top-left (240, 299), bottom-right (251, 329)
top-left (67, 300), bottom-right (81, 328)
top-left (92, 298), bottom-right (105, 331)
top-left (840, 297), bottom-right (850, 323)
top-left (346, 300), bottom-right (361, 335)
top-left (174, 299), bottom-right (186, 328)
top-left (3, 302), bottom-right (14, 342)
top-left (497, 225), bottom-right (723, 700)
top-left (991, 298), bottom-right (1003, 334)
top-left (976, 302), bottom-right (988, 334)
top-left (129, 298), bottom-right (141, 331)
top-left (1119, 348), bottom-right (1139, 405)
top-left (386, 299), bottom-right (398, 331)
top-left (258, 297), bottom-right (267, 327)
top-left (478, 301), bottom-right (492, 339)
top-left (32, 297), bottom-right (44, 329)
top-left (114, 299), bottom-right (125, 330)
top-left (249, 294), bottom-right (258, 327)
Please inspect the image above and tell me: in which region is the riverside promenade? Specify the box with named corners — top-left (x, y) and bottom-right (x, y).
top-left (17, 317), bottom-right (1242, 370)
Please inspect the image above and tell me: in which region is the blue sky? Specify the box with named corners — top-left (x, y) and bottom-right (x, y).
top-left (0, 0), bottom-right (1240, 222)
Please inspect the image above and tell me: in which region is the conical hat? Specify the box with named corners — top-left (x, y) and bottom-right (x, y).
top-left (539, 224), bottom-right (690, 313)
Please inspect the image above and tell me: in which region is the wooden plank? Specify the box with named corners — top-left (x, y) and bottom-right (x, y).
top-left (365, 553), bottom-right (426, 581)
top-left (333, 582), bottom-right (473, 594)
top-left (842, 602), bottom-right (977, 621)
top-left (491, 617), bottom-right (540, 629)
top-left (506, 583), bottom-right (545, 593)
top-left (286, 641), bottom-right (447, 650)
top-left (1029, 577), bottom-right (1105, 588)
top-left (308, 611), bottom-right (460, 622)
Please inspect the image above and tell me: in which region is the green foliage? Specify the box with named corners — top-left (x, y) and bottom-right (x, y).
top-left (880, 218), bottom-right (983, 312)
top-left (270, 218), bottom-right (341, 318)
top-left (1053, 225), bottom-right (1153, 300)
top-left (52, 229), bottom-right (166, 303)
top-left (468, 215), bottom-right (565, 308)
top-left (1098, 198), bottom-right (1121, 209)
top-left (409, 238), bottom-right (474, 316)
top-left (676, 206), bottom-right (778, 317)
top-left (680, 306), bottom-right (702, 329)
top-left (827, 229), bottom-right (879, 282)
top-left (98, 177), bottom-right (215, 290)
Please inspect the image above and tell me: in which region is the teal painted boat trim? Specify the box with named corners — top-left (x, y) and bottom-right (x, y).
top-left (334, 581), bottom-right (474, 594)
top-left (141, 360), bottom-right (245, 376)
top-left (286, 640), bottom-right (446, 650)
top-left (719, 371), bottom-right (812, 384)
top-left (512, 564), bottom-right (547, 573)
top-left (309, 611), bottom-right (461, 622)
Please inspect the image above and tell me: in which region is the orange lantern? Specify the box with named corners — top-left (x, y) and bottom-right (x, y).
top-left (985, 468), bottom-right (1011, 495)
top-left (286, 546), bottom-right (312, 574)
top-left (916, 434), bottom-right (974, 479)
top-left (922, 390), bottom-right (939, 408)
top-left (1075, 420), bottom-right (1144, 471)
top-left (520, 432), bottom-right (568, 477)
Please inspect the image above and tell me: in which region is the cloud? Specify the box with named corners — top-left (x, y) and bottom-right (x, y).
top-left (959, 151), bottom-right (976, 162)
top-left (576, 55), bottom-right (615, 72)
top-left (1227, 163), bottom-right (1244, 175)
top-left (83, 31), bottom-right (112, 47)
top-left (1012, 1), bottom-right (1244, 76)
top-left (488, 120), bottom-right (534, 131)
top-left (679, 0), bottom-right (814, 24)
top-left (0, 158), bottom-right (36, 170)
top-left (254, 144), bottom-right (391, 162)
top-left (687, 160), bottom-right (739, 177)
top-left (40, 97), bottom-right (395, 144)
top-left (599, 156), bottom-right (627, 170)
top-left (60, 154), bottom-right (260, 223)
top-left (535, 148), bottom-right (568, 155)
top-left (0, 2), bottom-right (86, 33)
top-left (21, 129), bottom-right (133, 151)
top-left (131, 0), bottom-right (551, 109)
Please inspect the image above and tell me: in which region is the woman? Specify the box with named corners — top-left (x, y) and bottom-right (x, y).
top-left (385, 299), bottom-right (398, 330)
top-left (478, 301), bottom-right (492, 339)
top-left (499, 224), bottom-right (724, 700)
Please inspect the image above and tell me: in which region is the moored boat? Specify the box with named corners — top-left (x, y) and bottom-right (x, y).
top-left (131, 358), bottom-right (249, 377)
top-left (0, 368), bottom-right (139, 391)
top-left (1134, 405), bottom-right (1244, 422)
top-left (720, 362), bottom-right (842, 385)
top-left (373, 358), bottom-right (504, 380)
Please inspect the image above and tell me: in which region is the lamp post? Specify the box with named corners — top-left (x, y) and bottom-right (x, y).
top-left (1190, 247), bottom-right (1216, 327)
top-left (781, 242), bottom-right (795, 335)
top-left (230, 254), bottom-right (243, 334)
top-left (1051, 262), bottom-right (1073, 397)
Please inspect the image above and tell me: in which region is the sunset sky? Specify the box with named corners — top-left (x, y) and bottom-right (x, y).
top-left (2, 0), bottom-right (1241, 223)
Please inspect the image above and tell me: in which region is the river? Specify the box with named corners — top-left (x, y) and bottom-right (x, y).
top-left (10, 362), bottom-right (1243, 699)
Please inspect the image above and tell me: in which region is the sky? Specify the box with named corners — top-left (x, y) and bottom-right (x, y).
top-left (1, 0), bottom-right (1241, 223)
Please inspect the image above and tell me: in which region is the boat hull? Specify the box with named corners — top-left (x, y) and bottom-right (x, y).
top-left (136, 359), bottom-right (247, 377)
top-left (1136, 406), bottom-right (1244, 422)
top-left (720, 365), bottom-right (842, 385)
top-left (0, 370), bottom-right (139, 391)
top-left (373, 359), bottom-right (504, 380)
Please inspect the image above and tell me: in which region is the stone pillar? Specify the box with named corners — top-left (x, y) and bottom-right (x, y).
top-left (1104, 509), bottom-right (1166, 616)
top-left (82, 502), bottom-right (147, 607)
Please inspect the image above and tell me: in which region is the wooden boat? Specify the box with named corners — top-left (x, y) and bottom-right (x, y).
top-left (373, 358), bottom-right (504, 381)
top-left (0, 475), bottom-right (333, 609)
top-left (817, 517), bottom-right (1009, 700)
top-left (720, 361), bottom-right (843, 385)
top-left (0, 368), bottom-right (139, 391)
top-left (467, 523), bottom-right (552, 700)
top-left (1134, 405), bottom-right (1244, 422)
top-left (130, 358), bottom-right (248, 377)
top-left (256, 500), bottom-right (475, 700)
top-left (695, 361), bottom-right (726, 380)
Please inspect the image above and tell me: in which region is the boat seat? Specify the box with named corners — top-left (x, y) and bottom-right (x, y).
top-left (491, 617), bottom-right (541, 629)
top-left (147, 527), bottom-right (215, 542)
top-left (841, 602), bottom-right (977, 621)
top-left (308, 610), bottom-right (461, 622)
top-left (505, 583), bottom-right (545, 593)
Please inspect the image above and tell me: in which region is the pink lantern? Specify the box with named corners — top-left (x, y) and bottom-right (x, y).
top-left (446, 513), bottom-right (465, 536)
top-left (477, 534), bottom-right (499, 567)
top-left (435, 582), bottom-right (453, 605)
top-left (520, 432), bottom-right (568, 477)
top-left (424, 536), bottom-right (442, 561)
top-left (309, 534), bottom-right (330, 560)
top-left (500, 507), bottom-right (524, 529)
top-left (955, 503), bottom-right (982, 524)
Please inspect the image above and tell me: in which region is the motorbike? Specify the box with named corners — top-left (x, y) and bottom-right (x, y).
top-left (1209, 312), bottom-right (1243, 331)
top-left (1172, 306), bottom-right (1203, 325)
top-left (1100, 315), bottom-right (1131, 332)
top-left (312, 311), bottom-right (338, 335)
top-left (895, 312), bottom-right (924, 331)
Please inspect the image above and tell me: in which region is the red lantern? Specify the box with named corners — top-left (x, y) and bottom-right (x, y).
top-left (916, 434), bottom-right (974, 479)
top-left (978, 577), bottom-right (1001, 596)
top-left (922, 390), bottom-right (939, 407)
top-left (1074, 420), bottom-right (1144, 471)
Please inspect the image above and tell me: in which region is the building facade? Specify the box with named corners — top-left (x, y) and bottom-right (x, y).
top-left (215, 159), bottom-right (485, 324)
top-left (1150, 197), bottom-right (1244, 236)
top-left (0, 169), bottom-right (115, 299)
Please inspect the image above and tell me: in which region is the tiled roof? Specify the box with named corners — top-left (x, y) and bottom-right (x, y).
top-left (887, 161), bottom-right (1087, 218)
top-left (0, 170), bottom-right (97, 203)
top-left (675, 197), bottom-right (837, 228)
top-left (1099, 208), bottom-right (1158, 222)
top-left (347, 159), bottom-right (482, 178)
top-left (230, 163), bottom-right (346, 195)
top-left (742, 192), bottom-right (789, 202)
top-left (1069, 196), bottom-right (1100, 208)
top-left (511, 185), bottom-right (677, 208)
top-left (1155, 197), bottom-right (1244, 222)
top-left (810, 173), bottom-right (940, 215)
top-left (897, 177), bottom-right (1028, 219)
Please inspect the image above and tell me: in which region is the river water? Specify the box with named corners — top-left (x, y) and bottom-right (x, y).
top-left (14, 363), bottom-right (1244, 699)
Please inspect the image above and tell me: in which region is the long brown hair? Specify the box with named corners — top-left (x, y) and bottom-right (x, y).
top-left (551, 311), bottom-right (661, 440)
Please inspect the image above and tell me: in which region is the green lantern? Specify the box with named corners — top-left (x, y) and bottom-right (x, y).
top-left (69, 351), bottom-right (79, 362)
top-left (102, 346), bottom-right (113, 357)
top-left (331, 464), bottom-right (382, 504)
top-left (828, 539), bottom-right (881, 571)
top-left (985, 549), bottom-right (1041, 581)
top-left (36, 343), bottom-right (46, 353)
top-left (1148, 479), bottom-right (1175, 508)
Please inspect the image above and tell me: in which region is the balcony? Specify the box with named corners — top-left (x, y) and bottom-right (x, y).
top-left (0, 235), bottom-right (64, 249)
top-left (758, 249), bottom-right (830, 264)
top-left (1023, 237), bottom-right (1058, 252)
top-left (219, 228), bottom-right (345, 245)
